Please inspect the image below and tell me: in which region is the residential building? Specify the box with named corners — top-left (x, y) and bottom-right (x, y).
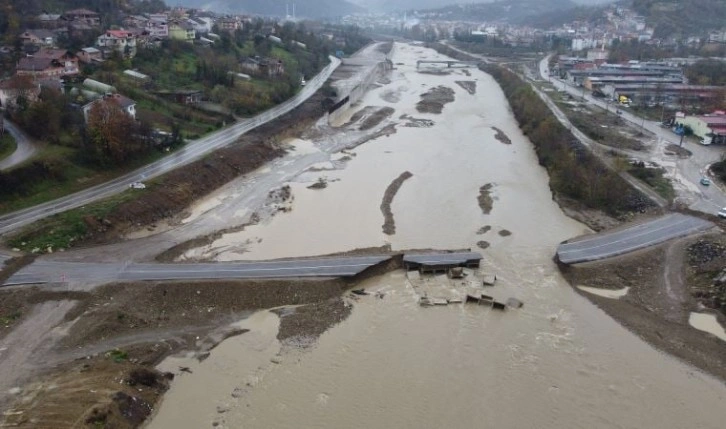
top-left (61, 8), bottom-right (101, 27)
top-left (240, 56), bottom-right (284, 77)
top-left (188, 17), bottom-right (213, 34)
top-left (97, 30), bottom-right (137, 58)
top-left (145, 16), bottom-right (169, 39)
top-left (16, 49), bottom-right (79, 77)
top-left (77, 47), bottom-right (102, 64)
top-left (82, 93), bottom-right (136, 123)
top-left (217, 17), bottom-right (242, 32)
top-left (169, 20), bottom-right (195, 41)
top-left (154, 89), bottom-right (203, 105)
top-left (19, 29), bottom-right (57, 47)
top-left (36, 13), bottom-right (62, 29)
top-left (123, 15), bottom-right (149, 29)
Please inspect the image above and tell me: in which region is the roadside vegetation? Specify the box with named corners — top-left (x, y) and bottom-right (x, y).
top-left (548, 92), bottom-right (646, 151)
top-left (0, 13), bottom-right (369, 215)
top-left (626, 161), bottom-right (675, 201)
top-left (0, 131), bottom-right (15, 161)
top-left (6, 87), bottom-right (331, 253)
top-left (427, 43), bottom-right (650, 215)
top-left (481, 64), bottom-right (650, 215)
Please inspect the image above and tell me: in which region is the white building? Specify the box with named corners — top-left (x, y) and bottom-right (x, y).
top-left (97, 30), bottom-right (137, 58)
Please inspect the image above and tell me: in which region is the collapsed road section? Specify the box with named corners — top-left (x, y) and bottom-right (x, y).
top-left (3, 255), bottom-right (392, 286)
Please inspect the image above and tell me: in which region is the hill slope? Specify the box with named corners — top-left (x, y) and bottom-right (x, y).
top-left (179, 0), bottom-right (363, 18)
top-left (417, 0), bottom-right (578, 23)
top-left (631, 0), bottom-right (726, 38)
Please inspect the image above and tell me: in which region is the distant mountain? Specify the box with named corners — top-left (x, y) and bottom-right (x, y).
top-left (178, 0), bottom-right (364, 18)
top-left (631, 0), bottom-right (726, 38)
top-left (350, 0), bottom-right (614, 13)
top-left (415, 0), bottom-right (578, 23)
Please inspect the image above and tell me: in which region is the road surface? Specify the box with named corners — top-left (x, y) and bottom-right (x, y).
top-left (0, 56), bottom-right (342, 236)
top-left (3, 255), bottom-right (392, 286)
top-left (538, 57), bottom-right (726, 214)
top-left (0, 120), bottom-right (43, 171)
top-left (556, 213), bottom-right (714, 264)
top-left (403, 252), bottom-right (482, 265)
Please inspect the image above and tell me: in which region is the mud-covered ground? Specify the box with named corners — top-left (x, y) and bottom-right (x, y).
top-left (380, 171), bottom-right (413, 235)
top-left (561, 237), bottom-right (726, 381)
top-left (0, 274), bottom-right (375, 428)
top-left (416, 86), bottom-right (455, 114)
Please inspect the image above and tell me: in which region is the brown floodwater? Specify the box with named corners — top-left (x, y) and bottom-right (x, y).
top-left (146, 43), bottom-right (726, 428)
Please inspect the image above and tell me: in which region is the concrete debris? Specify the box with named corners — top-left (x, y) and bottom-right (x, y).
top-left (492, 301), bottom-right (507, 310)
top-left (506, 298), bottom-right (523, 309)
top-left (482, 274), bottom-right (497, 286)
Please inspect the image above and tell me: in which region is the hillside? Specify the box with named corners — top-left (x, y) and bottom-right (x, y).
top-left (631, 0), bottom-right (726, 38)
top-left (178, 0), bottom-right (363, 18)
top-left (417, 0), bottom-right (578, 23)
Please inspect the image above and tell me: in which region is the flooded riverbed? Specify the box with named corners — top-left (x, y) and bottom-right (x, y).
top-left (148, 43), bottom-right (726, 428)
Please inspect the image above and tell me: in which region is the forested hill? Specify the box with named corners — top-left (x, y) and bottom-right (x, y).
top-left (179, 0), bottom-right (364, 18)
top-left (417, 0), bottom-right (578, 23)
top-left (0, 0), bottom-right (167, 40)
top-left (631, 0), bottom-right (726, 38)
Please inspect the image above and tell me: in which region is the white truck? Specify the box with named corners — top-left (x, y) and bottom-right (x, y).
top-left (700, 135), bottom-right (714, 145)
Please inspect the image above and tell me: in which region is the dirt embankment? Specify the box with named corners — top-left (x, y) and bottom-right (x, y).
top-left (381, 171), bottom-right (414, 235)
top-left (491, 127), bottom-right (512, 144)
top-left (561, 240), bottom-right (726, 382)
top-left (14, 89), bottom-right (332, 250)
top-left (477, 183), bottom-right (494, 214)
top-left (455, 81), bottom-right (477, 95)
top-left (416, 86), bottom-right (455, 114)
top-left (0, 268), bottom-right (397, 429)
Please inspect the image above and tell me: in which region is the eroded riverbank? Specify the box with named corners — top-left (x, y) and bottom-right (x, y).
top-left (144, 42), bottom-right (726, 428)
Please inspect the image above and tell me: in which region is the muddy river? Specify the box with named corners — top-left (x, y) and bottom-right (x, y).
top-left (146, 43), bottom-right (726, 428)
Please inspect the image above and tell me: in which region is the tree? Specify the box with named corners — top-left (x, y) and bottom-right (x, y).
top-left (86, 98), bottom-right (143, 165)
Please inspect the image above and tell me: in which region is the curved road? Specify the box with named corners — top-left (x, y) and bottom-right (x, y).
top-left (0, 120), bottom-right (42, 171)
top-left (0, 57), bottom-right (341, 236)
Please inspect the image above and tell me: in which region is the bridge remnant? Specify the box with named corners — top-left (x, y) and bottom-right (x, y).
top-left (556, 213), bottom-right (714, 265)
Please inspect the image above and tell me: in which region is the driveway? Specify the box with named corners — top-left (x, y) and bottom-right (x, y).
top-left (0, 120), bottom-right (43, 171)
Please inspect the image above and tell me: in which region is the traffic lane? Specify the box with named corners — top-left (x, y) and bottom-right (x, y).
top-left (558, 219), bottom-right (711, 263)
top-left (558, 217), bottom-right (713, 264)
top-left (559, 215), bottom-right (710, 254)
top-left (3, 255), bottom-right (391, 285)
top-left (560, 214), bottom-right (687, 252)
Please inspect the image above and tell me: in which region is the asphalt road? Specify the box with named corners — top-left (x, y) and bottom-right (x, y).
top-left (538, 57), bottom-right (726, 214)
top-left (556, 213), bottom-right (714, 264)
top-left (0, 57), bottom-right (341, 236)
top-left (0, 119), bottom-right (43, 171)
top-left (3, 255), bottom-right (391, 286)
top-left (403, 252), bottom-right (482, 265)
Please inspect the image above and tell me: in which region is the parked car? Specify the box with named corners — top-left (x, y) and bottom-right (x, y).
top-left (718, 207), bottom-right (726, 219)
top-left (700, 177), bottom-right (711, 186)
top-left (129, 182), bottom-right (146, 189)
